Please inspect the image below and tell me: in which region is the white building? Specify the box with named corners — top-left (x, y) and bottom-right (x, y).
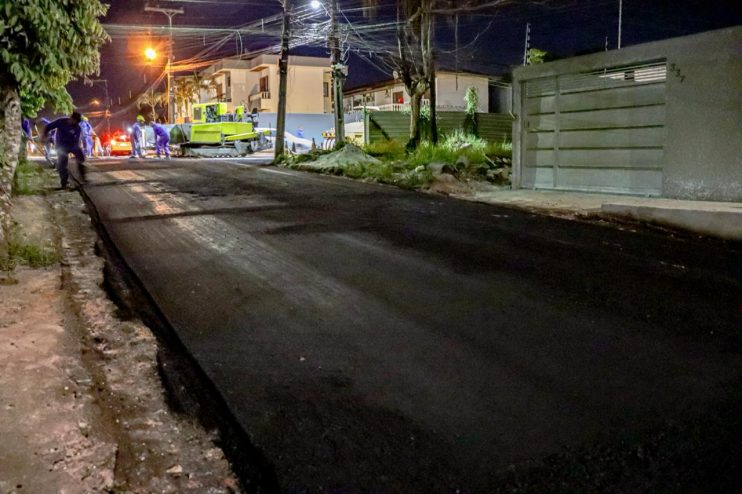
top-left (343, 71), bottom-right (492, 113)
top-left (175, 54), bottom-right (333, 122)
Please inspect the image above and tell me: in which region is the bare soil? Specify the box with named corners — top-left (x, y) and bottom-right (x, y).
top-left (0, 184), bottom-right (240, 493)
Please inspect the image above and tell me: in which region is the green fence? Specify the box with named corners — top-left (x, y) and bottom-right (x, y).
top-left (365, 111), bottom-right (513, 144)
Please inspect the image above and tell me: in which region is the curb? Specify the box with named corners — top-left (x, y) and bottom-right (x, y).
top-left (601, 203), bottom-right (742, 241)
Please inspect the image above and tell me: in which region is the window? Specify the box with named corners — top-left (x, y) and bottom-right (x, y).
top-left (259, 76), bottom-right (269, 93)
top-left (393, 91), bottom-right (404, 104)
top-left (225, 72), bottom-right (231, 88)
top-left (323, 82), bottom-right (329, 97)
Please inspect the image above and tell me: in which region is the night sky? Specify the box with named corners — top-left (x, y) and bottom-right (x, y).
top-left (64, 0), bottom-right (741, 129)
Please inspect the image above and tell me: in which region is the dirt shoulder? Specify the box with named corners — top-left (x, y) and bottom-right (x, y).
top-left (0, 179), bottom-right (240, 492)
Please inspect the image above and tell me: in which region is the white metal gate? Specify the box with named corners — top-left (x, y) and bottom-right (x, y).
top-left (520, 62), bottom-right (667, 195)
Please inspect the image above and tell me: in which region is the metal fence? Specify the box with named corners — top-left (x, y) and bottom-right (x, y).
top-left (365, 112), bottom-right (513, 144)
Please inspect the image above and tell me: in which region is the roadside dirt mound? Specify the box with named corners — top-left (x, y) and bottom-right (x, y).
top-left (293, 144), bottom-right (380, 173)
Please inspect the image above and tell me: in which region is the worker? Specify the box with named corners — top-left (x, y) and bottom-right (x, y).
top-left (80, 115), bottom-right (94, 157)
top-left (21, 118), bottom-right (32, 154)
top-left (130, 115), bottom-right (146, 159)
top-left (151, 122), bottom-right (170, 159)
top-left (43, 111), bottom-right (86, 190)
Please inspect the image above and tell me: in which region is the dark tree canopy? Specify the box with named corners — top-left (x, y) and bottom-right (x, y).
top-left (0, 0), bottom-right (109, 116)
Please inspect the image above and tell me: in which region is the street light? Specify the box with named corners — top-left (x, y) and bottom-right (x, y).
top-left (145, 47), bottom-right (157, 61)
top-left (310, 0), bottom-right (321, 9)
top-left (144, 5), bottom-right (183, 123)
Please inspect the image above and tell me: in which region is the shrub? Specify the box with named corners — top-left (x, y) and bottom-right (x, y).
top-left (13, 159), bottom-right (47, 196)
top-left (485, 140), bottom-right (513, 161)
top-left (364, 139), bottom-right (406, 161)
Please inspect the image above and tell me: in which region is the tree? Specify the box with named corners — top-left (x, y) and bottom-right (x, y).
top-left (137, 91), bottom-right (167, 121)
top-left (527, 48), bottom-right (552, 64)
top-left (0, 0), bottom-right (109, 268)
top-left (395, 0), bottom-right (435, 149)
top-left (463, 86), bottom-right (479, 137)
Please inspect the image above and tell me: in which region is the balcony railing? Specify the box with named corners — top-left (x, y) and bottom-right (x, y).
top-left (344, 98), bottom-right (432, 113)
top-left (249, 91), bottom-right (271, 101)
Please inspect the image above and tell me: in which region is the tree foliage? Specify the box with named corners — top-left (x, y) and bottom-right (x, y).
top-left (0, 0), bottom-right (110, 116)
top-left (1, 1), bottom-right (108, 275)
top-left (463, 86), bottom-right (479, 137)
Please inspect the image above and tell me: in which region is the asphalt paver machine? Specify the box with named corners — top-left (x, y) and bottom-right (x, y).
top-left (172, 102), bottom-right (270, 157)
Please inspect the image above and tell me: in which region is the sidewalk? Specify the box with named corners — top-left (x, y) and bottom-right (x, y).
top-left (1, 186), bottom-right (239, 492)
top-left (463, 189), bottom-right (742, 241)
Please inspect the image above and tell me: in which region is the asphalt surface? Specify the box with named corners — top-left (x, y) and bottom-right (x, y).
top-left (82, 157), bottom-right (741, 492)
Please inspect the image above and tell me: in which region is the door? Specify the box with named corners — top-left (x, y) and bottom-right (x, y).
top-left (521, 62), bottom-right (667, 195)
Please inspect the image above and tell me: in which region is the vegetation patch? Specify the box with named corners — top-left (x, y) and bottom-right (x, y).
top-left (13, 159), bottom-right (51, 196)
top-left (281, 131), bottom-right (513, 191)
top-left (0, 224), bottom-right (59, 271)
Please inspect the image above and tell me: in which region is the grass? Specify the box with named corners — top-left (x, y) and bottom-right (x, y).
top-left (285, 131), bottom-right (513, 191)
top-left (13, 158), bottom-right (50, 196)
top-left (0, 224), bottom-right (60, 272)
top-left (342, 160), bottom-right (433, 190)
top-left (363, 139), bottom-right (406, 161)
top-left (367, 131), bottom-right (512, 168)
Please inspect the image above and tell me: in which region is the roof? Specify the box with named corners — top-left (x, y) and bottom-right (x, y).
top-left (200, 54), bottom-right (331, 76)
top-left (344, 70), bottom-right (504, 96)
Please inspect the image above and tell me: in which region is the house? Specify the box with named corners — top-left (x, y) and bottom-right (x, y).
top-left (511, 26), bottom-right (741, 201)
top-left (174, 54), bottom-right (333, 122)
top-left (343, 71), bottom-right (509, 113)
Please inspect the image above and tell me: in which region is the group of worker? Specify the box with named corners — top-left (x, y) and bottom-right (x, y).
top-left (33, 112), bottom-right (171, 191)
top-left (23, 115), bottom-right (98, 159)
top-left (130, 115), bottom-right (170, 159)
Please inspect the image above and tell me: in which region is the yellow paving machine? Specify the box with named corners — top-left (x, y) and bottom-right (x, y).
top-left (172, 102), bottom-right (270, 157)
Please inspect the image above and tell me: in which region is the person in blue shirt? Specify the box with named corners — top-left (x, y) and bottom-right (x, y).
top-left (21, 118), bottom-right (32, 156)
top-left (130, 115), bottom-right (146, 159)
top-left (80, 116), bottom-right (94, 157)
top-left (43, 112), bottom-right (86, 190)
top-left (37, 117), bottom-right (55, 166)
top-left (151, 122), bottom-right (170, 159)
top-left (22, 118), bottom-right (31, 138)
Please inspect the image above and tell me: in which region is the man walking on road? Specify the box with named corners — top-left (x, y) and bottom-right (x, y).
top-left (43, 111), bottom-right (86, 190)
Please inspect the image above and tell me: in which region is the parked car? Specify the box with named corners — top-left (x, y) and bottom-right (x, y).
top-left (102, 130), bottom-right (132, 156)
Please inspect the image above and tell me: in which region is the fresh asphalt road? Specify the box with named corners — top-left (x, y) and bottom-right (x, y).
top-left (82, 157), bottom-right (741, 491)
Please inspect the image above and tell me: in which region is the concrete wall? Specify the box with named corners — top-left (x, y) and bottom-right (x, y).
top-left (257, 113), bottom-right (334, 143)
top-left (436, 73), bottom-right (489, 112)
top-left (512, 27), bottom-right (741, 201)
top-left (285, 65), bottom-right (329, 114)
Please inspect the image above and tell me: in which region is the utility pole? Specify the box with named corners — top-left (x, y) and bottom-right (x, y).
top-left (84, 78), bottom-right (110, 136)
top-left (144, 4), bottom-right (183, 122)
top-left (617, 0), bottom-right (623, 49)
top-left (329, 0), bottom-right (345, 148)
top-left (523, 22), bottom-right (531, 65)
top-left (275, 0), bottom-right (291, 159)
top-left (426, 2), bottom-right (437, 144)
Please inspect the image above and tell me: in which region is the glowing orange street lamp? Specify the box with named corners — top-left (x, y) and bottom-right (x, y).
top-left (144, 47), bottom-right (157, 62)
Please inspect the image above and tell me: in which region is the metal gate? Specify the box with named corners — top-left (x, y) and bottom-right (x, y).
top-left (520, 61), bottom-right (667, 195)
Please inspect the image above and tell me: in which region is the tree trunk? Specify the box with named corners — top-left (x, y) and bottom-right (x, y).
top-left (408, 90), bottom-right (423, 150)
top-left (0, 82), bottom-right (22, 264)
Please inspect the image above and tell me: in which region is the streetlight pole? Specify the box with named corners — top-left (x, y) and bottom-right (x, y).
top-left (84, 78), bottom-right (110, 136)
top-left (329, 0), bottom-right (345, 147)
top-left (144, 5), bottom-right (183, 122)
top-left (275, 0), bottom-right (291, 159)
top-left (617, 0), bottom-right (623, 49)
